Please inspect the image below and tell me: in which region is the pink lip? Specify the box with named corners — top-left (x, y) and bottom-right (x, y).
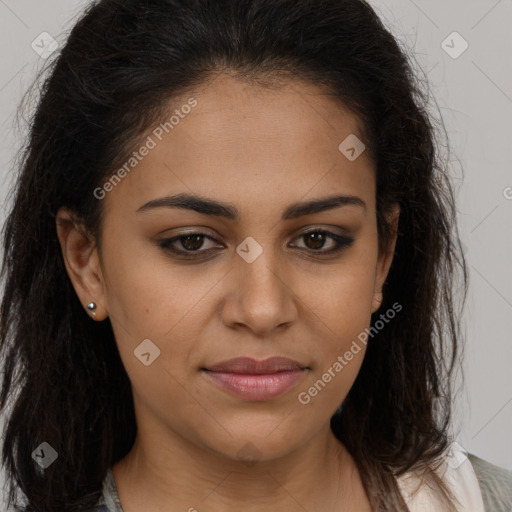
top-left (202, 357), bottom-right (308, 400)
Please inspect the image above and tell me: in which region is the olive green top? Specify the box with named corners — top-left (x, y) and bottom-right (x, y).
top-left (467, 453), bottom-right (512, 511)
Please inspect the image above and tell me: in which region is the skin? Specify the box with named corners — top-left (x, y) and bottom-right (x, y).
top-left (57, 73), bottom-right (399, 511)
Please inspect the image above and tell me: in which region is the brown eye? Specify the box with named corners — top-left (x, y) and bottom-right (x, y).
top-left (158, 232), bottom-right (222, 258)
top-left (302, 231), bottom-right (328, 250)
top-left (158, 228), bottom-right (354, 261)
top-left (179, 234), bottom-right (206, 251)
top-left (291, 229), bottom-right (355, 255)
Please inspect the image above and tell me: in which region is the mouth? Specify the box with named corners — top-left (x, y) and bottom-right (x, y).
top-left (201, 356), bottom-right (309, 401)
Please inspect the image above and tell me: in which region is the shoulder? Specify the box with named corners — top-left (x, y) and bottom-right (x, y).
top-left (396, 444), bottom-right (507, 511)
top-left (6, 507), bottom-right (112, 512)
top-left (5, 468), bottom-right (120, 512)
top-left (92, 467), bottom-right (123, 511)
top-left (5, 503), bottom-right (112, 512)
top-left (80, 467), bottom-right (122, 511)
top-left (468, 453), bottom-right (512, 511)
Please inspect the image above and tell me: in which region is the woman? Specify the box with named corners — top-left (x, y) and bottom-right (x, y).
top-left (1, 0), bottom-right (510, 510)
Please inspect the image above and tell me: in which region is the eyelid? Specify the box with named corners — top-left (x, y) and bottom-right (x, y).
top-left (289, 229), bottom-right (354, 253)
top-left (157, 226), bottom-right (219, 238)
top-left (158, 232), bottom-right (222, 250)
top-left (158, 226), bottom-right (355, 259)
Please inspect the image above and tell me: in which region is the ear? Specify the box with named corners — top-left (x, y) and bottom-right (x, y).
top-left (371, 203), bottom-right (400, 313)
top-left (56, 207), bottom-right (108, 321)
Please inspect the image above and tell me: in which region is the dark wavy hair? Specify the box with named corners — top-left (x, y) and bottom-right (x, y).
top-left (0, 0), bottom-right (468, 510)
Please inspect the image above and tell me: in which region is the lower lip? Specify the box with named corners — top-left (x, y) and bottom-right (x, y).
top-left (202, 369), bottom-right (306, 400)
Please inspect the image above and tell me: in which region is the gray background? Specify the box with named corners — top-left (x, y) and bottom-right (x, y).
top-left (0, 0), bottom-right (511, 504)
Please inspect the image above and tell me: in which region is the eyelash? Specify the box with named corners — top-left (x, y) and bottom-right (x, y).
top-left (158, 229), bottom-right (355, 260)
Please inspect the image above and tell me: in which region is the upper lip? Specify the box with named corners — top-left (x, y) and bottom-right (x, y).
top-left (203, 356), bottom-right (307, 374)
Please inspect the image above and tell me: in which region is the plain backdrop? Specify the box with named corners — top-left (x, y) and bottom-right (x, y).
top-left (0, 0), bottom-right (511, 505)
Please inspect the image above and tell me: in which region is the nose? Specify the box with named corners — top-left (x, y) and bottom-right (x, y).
top-left (220, 247), bottom-right (298, 337)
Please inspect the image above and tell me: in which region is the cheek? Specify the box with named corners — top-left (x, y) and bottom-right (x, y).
top-left (297, 352), bottom-right (365, 414)
top-left (293, 254), bottom-right (376, 401)
top-left (300, 258), bottom-right (377, 338)
top-left (295, 272), bottom-right (373, 413)
top-left (98, 231), bottom-right (221, 397)
top-left (99, 225), bottom-right (215, 338)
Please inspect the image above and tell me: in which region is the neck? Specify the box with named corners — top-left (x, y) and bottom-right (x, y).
top-left (113, 421), bottom-right (369, 511)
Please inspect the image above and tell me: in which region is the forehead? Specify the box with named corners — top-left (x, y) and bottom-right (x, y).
top-left (102, 73), bottom-right (375, 218)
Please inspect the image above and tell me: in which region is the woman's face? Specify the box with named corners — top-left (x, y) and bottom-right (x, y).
top-left (61, 73), bottom-right (398, 463)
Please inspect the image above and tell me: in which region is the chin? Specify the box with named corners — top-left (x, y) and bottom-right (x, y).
top-left (198, 426), bottom-right (309, 465)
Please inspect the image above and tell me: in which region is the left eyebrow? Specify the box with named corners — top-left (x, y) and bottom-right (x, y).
top-left (136, 192), bottom-right (366, 220)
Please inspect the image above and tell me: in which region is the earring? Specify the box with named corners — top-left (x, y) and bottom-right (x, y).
top-left (375, 293), bottom-right (383, 303)
top-left (87, 302), bottom-right (97, 318)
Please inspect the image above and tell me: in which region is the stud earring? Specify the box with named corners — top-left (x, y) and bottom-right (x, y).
top-left (87, 302), bottom-right (97, 318)
top-left (375, 293), bottom-right (383, 303)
